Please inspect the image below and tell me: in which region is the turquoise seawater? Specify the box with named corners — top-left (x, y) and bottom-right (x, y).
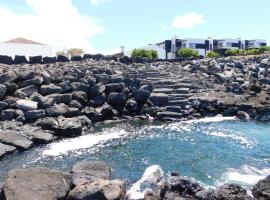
top-left (0, 117), bottom-right (270, 189)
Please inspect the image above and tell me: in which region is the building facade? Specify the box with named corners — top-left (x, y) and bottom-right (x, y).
top-left (0, 38), bottom-right (53, 59)
top-left (155, 37), bottom-right (267, 58)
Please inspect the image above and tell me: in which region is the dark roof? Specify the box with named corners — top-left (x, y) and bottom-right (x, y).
top-left (4, 37), bottom-right (43, 45)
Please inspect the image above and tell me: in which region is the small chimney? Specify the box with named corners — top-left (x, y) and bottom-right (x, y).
top-left (120, 46), bottom-right (125, 54)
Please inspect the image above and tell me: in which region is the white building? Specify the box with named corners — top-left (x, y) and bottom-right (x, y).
top-left (247, 39), bottom-right (267, 49)
top-left (0, 38), bottom-right (53, 59)
top-left (181, 38), bottom-right (207, 57)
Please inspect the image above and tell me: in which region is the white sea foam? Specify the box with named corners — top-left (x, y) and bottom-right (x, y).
top-left (216, 165), bottom-right (270, 187)
top-left (187, 116), bottom-right (237, 123)
top-left (207, 131), bottom-right (254, 147)
top-left (43, 129), bottom-right (127, 156)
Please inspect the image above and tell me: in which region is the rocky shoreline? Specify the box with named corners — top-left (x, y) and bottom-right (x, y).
top-left (0, 55), bottom-right (270, 199)
top-left (0, 160), bottom-right (269, 200)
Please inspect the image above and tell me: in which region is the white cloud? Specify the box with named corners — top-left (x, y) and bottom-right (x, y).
top-left (172, 12), bottom-right (205, 29)
top-left (90, 0), bottom-right (106, 5)
top-left (0, 0), bottom-right (104, 53)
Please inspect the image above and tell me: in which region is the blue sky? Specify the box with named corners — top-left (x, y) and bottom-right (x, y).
top-left (0, 0), bottom-right (269, 54)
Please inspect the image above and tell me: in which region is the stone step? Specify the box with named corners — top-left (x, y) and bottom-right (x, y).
top-left (168, 96), bottom-right (186, 100)
top-left (165, 106), bottom-right (183, 112)
top-left (153, 88), bottom-right (172, 94)
top-left (167, 100), bottom-right (189, 106)
top-left (172, 83), bottom-right (197, 89)
top-left (169, 94), bottom-right (192, 98)
top-left (173, 88), bottom-right (190, 94)
top-left (157, 111), bottom-right (184, 119)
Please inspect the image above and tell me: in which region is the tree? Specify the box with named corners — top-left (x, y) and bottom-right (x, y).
top-left (56, 48), bottom-right (84, 58)
top-left (131, 49), bottom-right (158, 59)
top-left (206, 51), bottom-right (220, 58)
top-left (55, 50), bottom-right (69, 57)
top-left (67, 48), bottom-right (84, 57)
top-left (178, 48), bottom-right (199, 58)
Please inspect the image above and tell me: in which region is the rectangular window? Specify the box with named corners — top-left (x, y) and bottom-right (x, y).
top-left (189, 43), bottom-right (196, 49)
top-left (227, 42), bottom-right (232, 47)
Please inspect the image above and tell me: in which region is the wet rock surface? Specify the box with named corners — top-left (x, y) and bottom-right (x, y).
top-left (0, 56), bottom-right (270, 158)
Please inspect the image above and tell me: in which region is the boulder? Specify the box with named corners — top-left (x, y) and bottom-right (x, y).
top-left (65, 73), bottom-right (79, 82)
top-left (0, 71), bottom-right (17, 84)
top-left (110, 74), bottom-right (124, 83)
top-left (105, 82), bottom-right (125, 93)
top-left (95, 74), bottom-right (111, 84)
top-left (68, 179), bottom-right (126, 200)
top-left (71, 160), bottom-right (111, 187)
top-left (167, 175), bottom-right (204, 198)
top-left (71, 56), bottom-right (83, 61)
top-left (126, 99), bottom-right (139, 113)
top-left (108, 92), bottom-right (127, 108)
top-left (252, 175), bottom-right (270, 200)
top-left (46, 104), bottom-right (79, 118)
top-left (29, 56), bottom-right (42, 64)
top-left (0, 130), bottom-right (33, 150)
top-left (196, 184), bottom-right (253, 200)
top-left (22, 128), bottom-right (54, 144)
top-left (16, 99), bottom-right (38, 111)
top-left (0, 101), bottom-right (8, 112)
top-left (72, 91), bottom-right (88, 105)
top-left (17, 71), bottom-right (35, 81)
top-left (0, 182), bottom-right (4, 200)
top-left (35, 117), bottom-right (59, 130)
top-left (4, 82), bottom-right (18, 93)
top-left (0, 142), bottom-right (16, 159)
top-left (0, 84), bottom-right (6, 100)
top-left (18, 76), bottom-right (43, 87)
top-left (84, 75), bottom-right (96, 87)
top-left (57, 55), bottom-right (69, 62)
top-left (14, 55), bottom-right (28, 64)
top-left (1, 109), bottom-right (16, 121)
top-left (0, 55), bottom-right (13, 65)
top-left (135, 89), bottom-right (151, 104)
top-left (4, 168), bottom-right (71, 200)
top-left (55, 117), bottom-right (82, 137)
top-left (89, 95), bottom-right (106, 107)
top-left (15, 85), bottom-right (38, 98)
top-left (43, 56), bottom-right (56, 64)
top-left (126, 165), bottom-right (165, 200)
top-left (41, 71), bottom-right (51, 84)
top-left (150, 93), bottom-right (168, 106)
top-left (40, 84), bottom-right (62, 95)
top-left (25, 110), bottom-right (46, 119)
top-left (71, 82), bottom-right (90, 92)
top-left (90, 83), bottom-right (106, 97)
top-left (69, 100), bottom-right (83, 109)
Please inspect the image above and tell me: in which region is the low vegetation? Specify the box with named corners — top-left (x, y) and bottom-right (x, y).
top-left (131, 49), bottom-right (158, 59)
top-left (225, 46), bottom-right (270, 56)
top-left (56, 48), bottom-right (84, 57)
top-left (206, 51), bottom-right (220, 58)
top-left (178, 48), bottom-right (199, 58)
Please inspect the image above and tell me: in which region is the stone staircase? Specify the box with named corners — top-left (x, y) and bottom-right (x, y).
top-left (127, 70), bottom-right (206, 120)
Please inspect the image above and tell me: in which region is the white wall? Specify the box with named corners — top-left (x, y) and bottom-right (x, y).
top-left (0, 43), bottom-right (53, 59)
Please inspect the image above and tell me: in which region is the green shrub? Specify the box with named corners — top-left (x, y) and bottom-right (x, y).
top-left (178, 48), bottom-right (199, 58)
top-left (245, 49), bottom-right (260, 55)
top-left (131, 49), bottom-right (158, 59)
top-left (225, 49), bottom-right (240, 56)
top-left (259, 46), bottom-right (270, 53)
top-left (206, 51), bottom-right (220, 58)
